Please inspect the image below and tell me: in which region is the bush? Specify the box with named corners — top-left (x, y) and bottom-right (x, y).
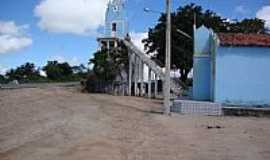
top-left (0, 75), bottom-right (7, 84)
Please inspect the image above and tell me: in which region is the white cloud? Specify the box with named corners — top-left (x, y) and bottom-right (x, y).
top-left (34, 0), bottom-right (109, 35)
top-left (0, 21), bottom-right (27, 35)
top-left (130, 32), bottom-right (148, 52)
top-left (256, 6), bottom-right (270, 29)
top-left (0, 21), bottom-right (32, 54)
top-left (49, 55), bottom-right (80, 66)
top-left (0, 35), bottom-right (32, 54)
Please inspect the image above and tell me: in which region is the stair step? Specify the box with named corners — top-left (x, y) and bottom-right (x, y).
top-left (172, 100), bottom-right (223, 116)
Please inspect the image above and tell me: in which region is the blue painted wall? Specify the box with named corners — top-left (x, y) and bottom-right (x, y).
top-left (194, 26), bottom-right (211, 56)
top-left (215, 47), bottom-right (270, 106)
top-left (105, 0), bottom-right (128, 38)
top-left (193, 57), bottom-right (211, 100)
top-left (193, 26), bottom-right (212, 101)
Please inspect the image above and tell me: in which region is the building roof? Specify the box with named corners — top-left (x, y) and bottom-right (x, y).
top-left (217, 33), bottom-right (270, 48)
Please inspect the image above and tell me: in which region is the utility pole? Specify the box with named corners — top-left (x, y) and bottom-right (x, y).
top-left (164, 0), bottom-right (171, 115)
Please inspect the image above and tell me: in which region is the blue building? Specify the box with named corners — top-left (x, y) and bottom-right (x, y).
top-left (97, 0), bottom-right (128, 50)
top-left (104, 0), bottom-right (128, 38)
top-left (193, 26), bottom-right (270, 106)
top-left (96, 0), bottom-right (130, 83)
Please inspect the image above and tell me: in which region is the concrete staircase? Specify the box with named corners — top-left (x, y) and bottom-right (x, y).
top-left (122, 39), bottom-right (182, 96)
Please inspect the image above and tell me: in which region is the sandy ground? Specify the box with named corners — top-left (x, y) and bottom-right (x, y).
top-left (0, 85), bottom-right (270, 160)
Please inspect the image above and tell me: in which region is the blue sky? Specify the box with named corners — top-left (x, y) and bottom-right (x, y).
top-left (0, 0), bottom-right (269, 74)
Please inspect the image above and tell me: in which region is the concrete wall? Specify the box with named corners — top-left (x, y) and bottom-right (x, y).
top-left (215, 47), bottom-right (270, 106)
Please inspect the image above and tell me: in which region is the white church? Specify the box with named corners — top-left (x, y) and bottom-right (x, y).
top-left (97, 0), bottom-right (183, 81)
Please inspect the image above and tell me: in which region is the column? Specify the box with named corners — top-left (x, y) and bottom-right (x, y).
top-left (154, 74), bottom-right (158, 98)
top-left (128, 52), bottom-right (133, 96)
top-left (114, 40), bottom-right (118, 48)
top-left (134, 56), bottom-right (139, 96)
top-left (139, 60), bottom-right (144, 97)
top-left (148, 68), bottom-right (152, 99)
top-left (107, 41), bottom-right (110, 51)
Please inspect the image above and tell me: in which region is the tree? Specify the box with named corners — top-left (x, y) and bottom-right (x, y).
top-left (0, 74), bottom-right (7, 84)
top-left (229, 18), bottom-right (266, 33)
top-left (89, 41), bottom-right (129, 81)
top-left (143, 3), bottom-right (266, 82)
top-left (5, 62), bottom-right (41, 82)
top-left (59, 62), bottom-right (73, 76)
top-left (90, 49), bottom-right (114, 81)
top-left (143, 4), bottom-right (202, 82)
top-left (43, 61), bottom-right (73, 81)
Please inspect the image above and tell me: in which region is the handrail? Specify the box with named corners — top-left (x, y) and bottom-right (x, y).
top-left (122, 39), bottom-right (182, 95)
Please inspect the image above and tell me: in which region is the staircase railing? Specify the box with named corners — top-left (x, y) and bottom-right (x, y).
top-left (122, 39), bottom-right (182, 96)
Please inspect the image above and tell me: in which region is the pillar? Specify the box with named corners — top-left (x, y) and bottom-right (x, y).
top-left (139, 60), bottom-right (144, 96)
top-left (134, 56), bottom-right (139, 96)
top-left (154, 74), bottom-right (158, 98)
top-left (148, 68), bottom-right (152, 98)
top-left (114, 40), bottom-right (118, 48)
top-left (128, 52), bottom-right (133, 96)
top-left (107, 41), bottom-right (110, 50)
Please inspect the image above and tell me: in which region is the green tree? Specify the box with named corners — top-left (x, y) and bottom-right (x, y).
top-left (90, 49), bottom-right (115, 81)
top-left (6, 62), bottom-right (41, 82)
top-left (43, 61), bottom-right (73, 81)
top-left (89, 42), bottom-right (129, 81)
top-left (59, 62), bottom-right (73, 76)
top-left (0, 74), bottom-right (7, 84)
top-left (229, 18), bottom-right (266, 33)
top-left (143, 4), bottom-right (203, 82)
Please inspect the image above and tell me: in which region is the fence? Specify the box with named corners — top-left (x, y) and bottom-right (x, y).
top-left (82, 80), bottom-right (129, 96)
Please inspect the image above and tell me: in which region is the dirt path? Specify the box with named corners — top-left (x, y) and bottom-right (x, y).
top-left (0, 86), bottom-right (270, 160)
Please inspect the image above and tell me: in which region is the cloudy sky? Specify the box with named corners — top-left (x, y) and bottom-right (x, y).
top-left (0, 0), bottom-right (269, 74)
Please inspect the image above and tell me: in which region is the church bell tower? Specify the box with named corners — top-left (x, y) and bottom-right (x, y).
top-left (97, 0), bottom-right (128, 50)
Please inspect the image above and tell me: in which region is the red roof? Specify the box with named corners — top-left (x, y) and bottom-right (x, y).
top-left (217, 33), bottom-right (270, 48)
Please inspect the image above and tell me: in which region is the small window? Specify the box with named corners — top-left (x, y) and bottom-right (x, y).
top-left (112, 23), bottom-right (117, 32)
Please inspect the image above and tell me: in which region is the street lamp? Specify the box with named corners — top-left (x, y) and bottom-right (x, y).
top-left (143, 7), bottom-right (163, 14)
top-left (164, 0), bottom-right (171, 115)
top-left (144, 9), bottom-right (192, 40)
top-left (144, 2), bottom-right (192, 115)
top-left (144, 8), bottom-right (192, 40)
top-left (176, 29), bottom-right (192, 40)
top-left (144, 1), bottom-right (172, 115)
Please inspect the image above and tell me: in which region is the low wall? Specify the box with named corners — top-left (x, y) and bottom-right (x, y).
top-left (82, 80), bottom-right (128, 96)
top-left (172, 100), bottom-right (222, 116)
top-left (223, 107), bottom-right (270, 117)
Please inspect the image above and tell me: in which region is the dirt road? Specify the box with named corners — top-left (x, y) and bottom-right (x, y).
top-left (0, 86), bottom-right (270, 160)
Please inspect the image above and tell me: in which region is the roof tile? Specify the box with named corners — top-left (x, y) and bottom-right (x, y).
top-left (217, 33), bottom-right (270, 48)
